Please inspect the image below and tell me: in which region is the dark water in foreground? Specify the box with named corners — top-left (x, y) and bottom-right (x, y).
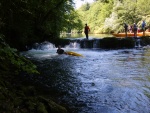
top-left (22, 46), bottom-right (150, 113)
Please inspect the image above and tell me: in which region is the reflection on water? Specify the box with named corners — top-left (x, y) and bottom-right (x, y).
top-left (21, 47), bottom-right (150, 113)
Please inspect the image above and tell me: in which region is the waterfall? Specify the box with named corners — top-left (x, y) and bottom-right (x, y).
top-left (93, 39), bottom-right (100, 48)
top-left (65, 41), bottom-right (80, 48)
top-left (32, 41), bottom-right (55, 50)
top-left (65, 39), bottom-right (101, 49)
top-left (28, 37), bottom-right (144, 50)
top-left (79, 39), bottom-right (101, 48)
top-left (134, 38), bottom-right (142, 48)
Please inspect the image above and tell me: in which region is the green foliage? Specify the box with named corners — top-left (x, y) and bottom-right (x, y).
top-left (37, 102), bottom-right (48, 113)
top-left (0, 36), bottom-right (39, 75)
top-left (0, 0), bottom-right (82, 50)
top-left (137, 0), bottom-right (150, 16)
top-left (80, 2), bottom-right (91, 11)
top-left (62, 10), bottom-right (83, 32)
top-left (76, 0), bottom-right (150, 33)
top-left (0, 85), bottom-right (68, 113)
top-left (77, 0), bottom-right (113, 33)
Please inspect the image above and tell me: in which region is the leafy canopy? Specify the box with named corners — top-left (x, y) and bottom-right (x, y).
top-left (76, 0), bottom-right (150, 33)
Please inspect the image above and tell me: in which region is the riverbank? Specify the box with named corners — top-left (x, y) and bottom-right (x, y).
top-left (0, 73), bottom-right (67, 113)
top-left (0, 37), bottom-right (68, 113)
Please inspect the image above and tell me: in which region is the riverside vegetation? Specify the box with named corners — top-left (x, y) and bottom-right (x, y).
top-left (0, 36), bottom-right (67, 113)
top-left (76, 0), bottom-right (150, 34)
top-left (1, 0), bottom-right (150, 50)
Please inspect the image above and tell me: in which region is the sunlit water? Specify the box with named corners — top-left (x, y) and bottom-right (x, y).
top-left (60, 33), bottom-right (113, 39)
top-left (21, 43), bottom-right (150, 113)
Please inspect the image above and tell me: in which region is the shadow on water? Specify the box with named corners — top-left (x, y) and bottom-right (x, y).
top-left (21, 43), bottom-right (150, 113)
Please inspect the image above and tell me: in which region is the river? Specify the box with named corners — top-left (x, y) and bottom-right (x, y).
top-left (21, 40), bottom-right (150, 113)
top-left (60, 33), bottom-right (113, 39)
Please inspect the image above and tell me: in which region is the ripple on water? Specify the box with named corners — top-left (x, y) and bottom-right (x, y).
top-left (22, 48), bottom-right (150, 113)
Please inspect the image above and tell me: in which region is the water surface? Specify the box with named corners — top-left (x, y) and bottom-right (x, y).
top-left (60, 33), bottom-right (113, 39)
top-left (21, 46), bottom-right (150, 113)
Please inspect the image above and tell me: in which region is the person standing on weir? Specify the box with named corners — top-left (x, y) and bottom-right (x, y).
top-left (141, 20), bottom-right (146, 36)
top-left (84, 24), bottom-right (90, 39)
top-left (133, 23), bottom-right (137, 37)
top-left (124, 23), bottom-right (128, 37)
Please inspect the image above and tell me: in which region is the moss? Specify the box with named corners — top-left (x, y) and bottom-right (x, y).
top-left (38, 96), bottom-right (67, 113)
top-left (37, 102), bottom-right (48, 113)
top-left (48, 100), bottom-right (67, 113)
top-left (24, 100), bottom-right (36, 112)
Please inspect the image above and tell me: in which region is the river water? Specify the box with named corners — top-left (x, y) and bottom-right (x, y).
top-left (60, 33), bottom-right (113, 39)
top-left (21, 42), bottom-right (150, 113)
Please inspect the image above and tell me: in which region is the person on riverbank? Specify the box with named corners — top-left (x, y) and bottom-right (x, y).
top-left (133, 23), bottom-right (137, 37)
top-left (56, 46), bottom-right (66, 54)
top-left (129, 25), bottom-right (133, 33)
top-left (84, 24), bottom-right (90, 40)
top-left (124, 23), bottom-right (128, 37)
top-left (141, 20), bottom-right (146, 36)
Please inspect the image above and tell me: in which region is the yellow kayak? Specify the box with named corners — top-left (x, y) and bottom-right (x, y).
top-left (66, 51), bottom-right (83, 57)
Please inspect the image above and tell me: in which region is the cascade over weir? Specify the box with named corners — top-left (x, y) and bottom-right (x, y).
top-left (30, 36), bottom-right (150, 50)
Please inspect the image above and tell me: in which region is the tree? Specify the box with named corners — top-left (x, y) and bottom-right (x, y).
top-left (0, 0), bottom-right (82, 50)
top-left (77, 0), bottom-right (113, 33)
top-left (76, 0), bottom-right (150, 34)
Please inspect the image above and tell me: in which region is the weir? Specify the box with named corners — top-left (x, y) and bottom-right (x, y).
top-left (29, 37), bottom-right (150, 50)
top-left (79, 39), bottom-right (102, 48)
top-left (68, 38), bottom-right (135, 49)
top-left (134, 37), bottom-right (142, 48)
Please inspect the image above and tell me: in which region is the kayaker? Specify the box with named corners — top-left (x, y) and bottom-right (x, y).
top-left (84, 24), bottom-right (90, 40)
top-left (56, 46), bottom-right (66, 54)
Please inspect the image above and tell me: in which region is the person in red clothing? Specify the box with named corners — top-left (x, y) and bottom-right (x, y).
top-left (84, 24), bottom-right (90, 39)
